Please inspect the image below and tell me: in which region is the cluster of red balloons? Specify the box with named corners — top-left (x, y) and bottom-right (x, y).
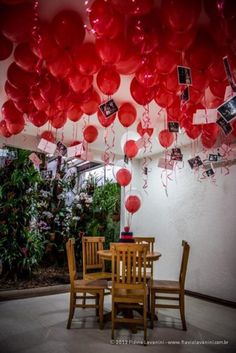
top-left (0, 0), bottom-right (236, 150)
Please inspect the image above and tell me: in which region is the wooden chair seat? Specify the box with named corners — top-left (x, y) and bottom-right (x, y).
top-left (113, 288), bottom-right (147, 303)
top-left (151, 280), bottom-right (180, 291)
top-left (84, 271), bottom-right (113, 281)
top-left (150, 241), bottom-right (190, 331)
top-left (74, 279), bottom-right (108, 290)
top-left (66, 239), bottom-right (108, 330)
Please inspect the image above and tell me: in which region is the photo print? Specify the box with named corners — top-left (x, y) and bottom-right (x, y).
top-left (40, 170), bottom-right (53, 179)
top-left (205, 167), bottom-right (215, 177)
top-left (171, 147), bottom-right (183, 161)
top-left (177, 66), bottom-right (192, 85)
top-left (168, 121), bottom-right (179, 133)
top-left (99, 99), bottom-right (118, 118)
top-left (216, 116), bottom-right (233, 135)
top-left (217, 96), bottom-right (236, 123)
top-left (208, 154), bottom-right (218, 162)
top-left (188, 155), bottom-right (203, 169)
top-left (180, 86), bottom-right (190, 103)
top-left (56, 141), bottom-right (67, 157)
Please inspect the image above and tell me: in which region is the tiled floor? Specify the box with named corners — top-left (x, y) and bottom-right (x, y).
top-left (0, 293), bottom-right (235, 353)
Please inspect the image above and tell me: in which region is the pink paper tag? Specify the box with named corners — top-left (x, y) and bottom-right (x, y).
top-left (37, 138), bottom-right (57, 154)
top-left (157, 157), bottom-right (174, 170)
top-left (29, 152), bottom-right (42, 166)
top-left (193, 109), bottom-right (217, 124)
top-left (67, 143), bottom-right (83, 158)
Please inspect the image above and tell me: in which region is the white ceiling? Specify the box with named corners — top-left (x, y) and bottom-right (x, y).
top-left (0, 0), bottom-right (216, 160)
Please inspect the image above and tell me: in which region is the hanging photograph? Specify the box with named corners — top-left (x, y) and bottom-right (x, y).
top-left (177, 66), bottom-right (192, 85)
top-left (171, 147), bottom-right (183, 161)
top-left (99, 99), bottom-right (118, 118)
top-left (188, 155), bottom-right (203, 169)
top-left (180, 86), bottom-right (190, 103)
top-left (208, 154), bottom-right (218, 162)
top-left (205, 167), bottom-right (215, 177)
top-left (216, 116), bottom-right (233, 135)
top-left (168, 121), bottom-right (179, 133)
top-left (56, 141), bottom-right (67, 157)
top-left (217, 96), bottom-right (236, 123)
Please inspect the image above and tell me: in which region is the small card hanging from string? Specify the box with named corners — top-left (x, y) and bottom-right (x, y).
top-left (168, 121), bottom-right (179, 133)
top-left (217, 95), bottom-right (236, 123)
top-left (37, 138), bottom-right (57, 154)
top-left (55, 141), bottom-right (67, 157)
top-left (99, 99), bottom-right (118, 118)
top-left (216, 116), bottom-right (233, 135)
top-left (188, 155), bottom-right (203, 169)
top-left (223, 56), bottom-right (236, 92)
top-left (171, 148), bottom-right (183, 161)
top-left (177, 66), bottom-right (192, 85)
top-left (124, 154), bottom-right (129, 164)
top-left (29, 152), bottom-right (42, 167)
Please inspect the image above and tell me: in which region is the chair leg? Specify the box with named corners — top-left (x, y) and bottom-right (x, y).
top-left (111, 301), bottom-right (115, 340)
top-left (143, 297), bottom-right (147, 345)
top-left (96, 294), bottom-right (99, 317)
top-left (99, 291), bottom-right (104, 330)
top-left (150, 289), bottom-right (155, 329)
top-left (180, 293), bottom-right (187, 331)
top-left (82, 292), bottom-right (86, 308)
top-left (67, 291), bottom-right (76, 329)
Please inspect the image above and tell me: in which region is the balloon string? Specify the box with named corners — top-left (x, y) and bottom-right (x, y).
top-left (142, 104), bottom-right (150, 128)
top-left (110, 121), bottom-right (116, 164)
top-left (103, 128), bottom-right (110, 165)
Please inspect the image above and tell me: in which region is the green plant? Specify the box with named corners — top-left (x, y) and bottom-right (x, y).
top-left (92, 180), bottom-right (121, 216)
top-left (0, 148), bottom-right (43, 278)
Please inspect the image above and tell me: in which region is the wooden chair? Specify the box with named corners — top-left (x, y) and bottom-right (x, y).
top-left (111, 243), bottom-right (148, 343)
top-left (66, 239), bottom-right (107, 329)
top-left (134, 236), bottom-right (155, 278)
top-left (82, 236), bottom-right (112, 280)
top-left (150, 240), bottom-right (190, 330)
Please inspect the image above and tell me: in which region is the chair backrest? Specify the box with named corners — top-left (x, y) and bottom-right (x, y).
top-left (82, 236), bottom-right (105, 277)
top-left (133, 237), bottom-right (155, 252)
top-left (179, 240), bottom-right (190, 289)
top-left (66, 239), bottom-right (77, 287)
top-left (111, 243), bottom-right (147, 291)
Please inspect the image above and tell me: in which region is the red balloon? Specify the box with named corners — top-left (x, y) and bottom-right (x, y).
top-left (97, 66), bottom-right (120, 95)
top-left (51, 10), bottom-right (85, 50)
top-left (50, 112), bottom-right (67, 129)
top-left (1, 0), bottom-right (28, 4)
top-left (158, 129), bottom-right (175, 148)
top-left (80, 90), bottom-right (101, 115)
top-left (4, 80), bottom-right (28, 101)
top-left (0, 33), bottom-right (13, 60)
top-left (83, 125), bottom-right (98, 143)
top-left (31, 87), bottom-right (49, 111)
top-left (29, 110), bottom-right (48, 128)
top-left (115, 45), bottom-right (142, 75)
top-left (96, 37), bottom-right (126, 65)
top-left (6, 116), bottom-right (24, 135)
top-left (41, 130), bottom-right (55, 143)
top-left (166, 100), bottom-right (181, 122)
top-left (202, 123), bottom-right (219, 139)
top-left (1, 100), bottom-right (24, 124)
top-left (47, 51), bottom-right (72, 79)
top-left (130, 77), bottom-right (155, 106)
top-left (89, 0), bottom-right (123, 38)
top-left (127, 14), bottom-right (161, 55)
top-left (231, 120), bottom-right (236, 137)
top-left (0, 120), bottom-right (12, 138)
top-left (209, 79), bottom-right (228, 98)
top-left (67, 104), bottom-right (83, 122)
top-left (112, 0), bottom-right (154, 16)
top-left (14, 42), bottom-right (38, 72)
top-left (154, 47), bottom-right (180, 74)
top-left (185, 123), bottom-right (202, 140)
top-left (73, 42), bottom-right (101, 75)
top-left (118, 102), bottom-right (137, 127)
top-left (189, 87), bottom-right (204, 105)
top-left (161, 0), bottom-right (201, 32)
top-left (162, 70), bottom-right (180, 93)
top-left (125, 195), bottom-right (141, 214)
top-left (1, 2), bottom-right (34, 42)
top-left (155, 86), bottom-right (175, 108)
top-left (124, 140), bottom-right (139, 159)
top-left (97, 108), bottom-right (116, 127)
top-left (7, 62), bottom-right (38, 90)
top-left (165, 27), bottom-right (196, 52)
top-left (135, 61), bottom-right (159, 88)
top-left (68, 70), bottom-right (93, 95)
top-left (207, 57), bottom-right (226, 81)
top-left (137, 121), bottom-right (153, 137)
top-left (201, 134), bottom-right (217, 149)
top-left (31, 23), bottom-right (60, 61)
top-left (116, 168), bottom-right (132, 187)
top-left (191, 69), bottom-right (209, 92)
top-left (14, 97), bottom-right (34, 114)
top-left (186, 31), bottom-right (215, 70)
top-left (38, 72), bottom-right (62, 103)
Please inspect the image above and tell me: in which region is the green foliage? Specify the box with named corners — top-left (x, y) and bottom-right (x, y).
top-left (0, 148), bottom-right (43, 278)
top-left (92, 181), bottom-right (121, 215)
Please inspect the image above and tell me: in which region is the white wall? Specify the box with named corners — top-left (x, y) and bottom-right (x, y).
top-left (127, 149), bottom-right (236, 302)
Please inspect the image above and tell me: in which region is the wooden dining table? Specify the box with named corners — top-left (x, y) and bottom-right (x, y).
top-left (97, 249), bottom-right (162, 262)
